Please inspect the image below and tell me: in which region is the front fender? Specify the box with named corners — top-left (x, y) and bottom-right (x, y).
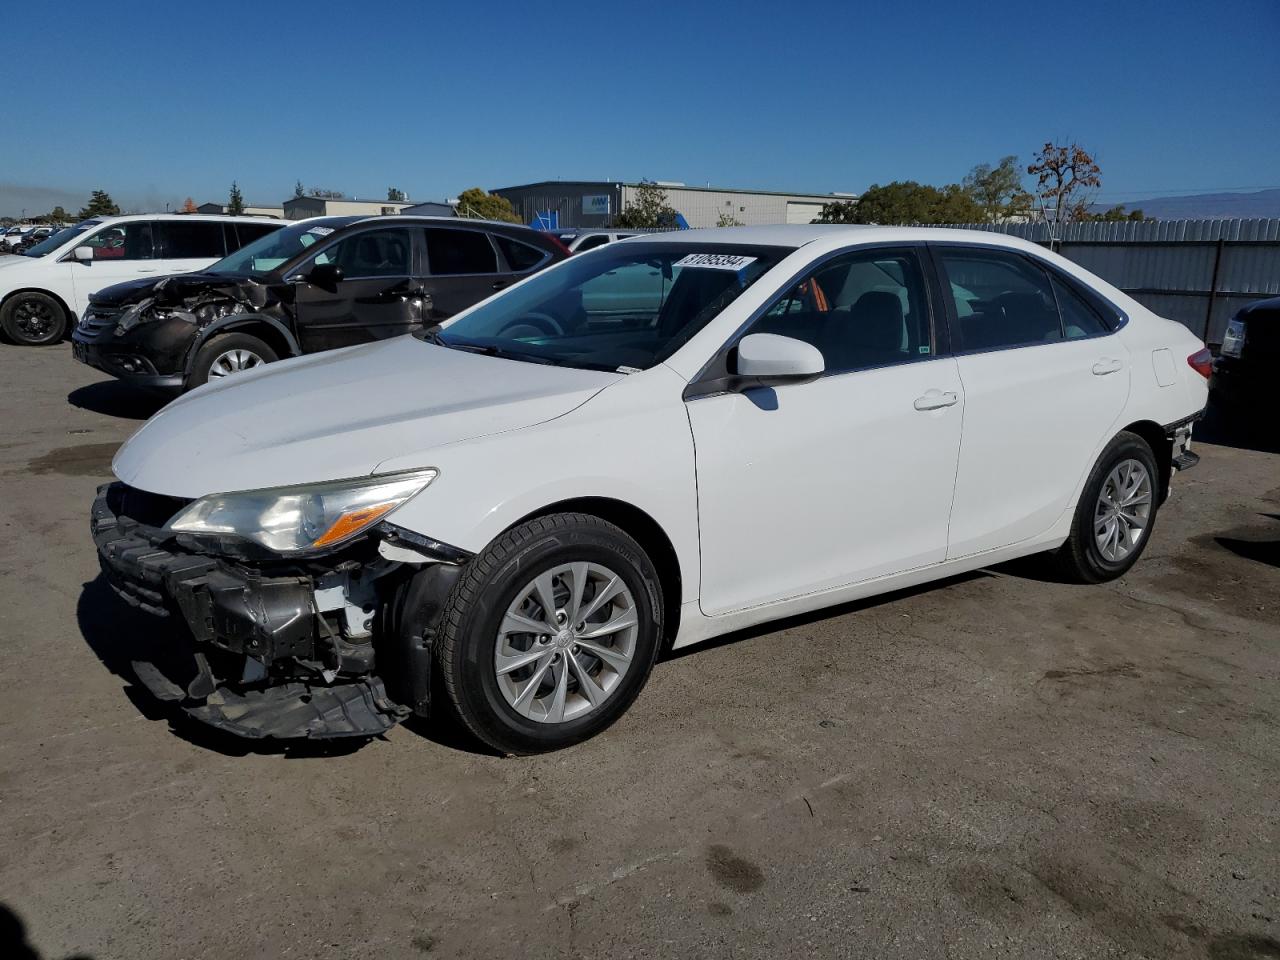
top-left (375, 366), bottom-right (701, 604)
top-left (184, 313), bottom-right (300, 374)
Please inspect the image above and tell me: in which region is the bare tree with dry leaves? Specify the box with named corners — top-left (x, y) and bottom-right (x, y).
top-left (1027, 141), bottom-right (1102, 229)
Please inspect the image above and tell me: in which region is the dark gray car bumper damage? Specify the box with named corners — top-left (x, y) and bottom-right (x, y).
top-left (90, 483), bottom-right (467, 740)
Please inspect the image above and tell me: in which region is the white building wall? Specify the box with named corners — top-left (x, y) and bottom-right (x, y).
top-left (619, 186), bottom-right (836, 227)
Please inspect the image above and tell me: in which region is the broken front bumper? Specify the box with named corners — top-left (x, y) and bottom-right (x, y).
top-left (91, 484), bottom-right (415, 739)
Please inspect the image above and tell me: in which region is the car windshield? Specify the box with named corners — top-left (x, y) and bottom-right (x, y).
top-left (207, 221), bottom-right (340, 277)
top-left (435, 242), bottom-right (788, 372)
top-left (21, 222), bottom-right (94, 257)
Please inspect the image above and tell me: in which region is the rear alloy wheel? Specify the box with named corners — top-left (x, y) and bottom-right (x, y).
top-left (185, 332), bottom-right (278, 391)
top-left (1054, 431), bottom-right (1161, 583)
top-left (435, 513), bottom-right (663, 754)
top-left (1, 291), bottom-right (68, 345)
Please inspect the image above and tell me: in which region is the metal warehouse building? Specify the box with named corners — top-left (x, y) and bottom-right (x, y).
top-left (493, 181), bottom-right (853, 229)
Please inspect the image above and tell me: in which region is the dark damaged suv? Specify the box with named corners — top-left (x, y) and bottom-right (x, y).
top-left (72, 216), bottom-right (568, 392)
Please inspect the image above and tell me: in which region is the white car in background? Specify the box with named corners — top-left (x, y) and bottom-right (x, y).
top-left (0, 214), bottom-right (283, 345)
top-left (93, 225), bottom-right (1209, 753)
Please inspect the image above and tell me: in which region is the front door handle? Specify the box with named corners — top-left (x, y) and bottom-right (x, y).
top-left (1092, 358), bottom-right (1123, 376)
top-left (491, 280), bottom-right (508, 290)
top-left (914, 390), bottom-right (958, 411)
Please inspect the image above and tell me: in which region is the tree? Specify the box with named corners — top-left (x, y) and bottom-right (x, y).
top-left (294, 180), bottom-right (306, 199)
top-left (181, 197), bottom-right (198, 214)
top-left (716, 211), bottom-right (744, 227)
top-left (814, 200), bottom-right (860, 224)
top-left (1027, 141), bottom-right (1102, 228)
top-left (1078, 204), bottom-right (1151, 222)
top-left (454, 187), bottom-right (522, 223)
top-left (38, 205), bottom-right (69, 224)
top-left (77, 190), bottom-right (120, 219)
top-left (614, 180), bottom-right (679, 229)
top-left (841, 181), bottom-right (982, 225)
top-left (387, 186), bottom-right (406, 202)
top-left (308, 187), bottom-right (345, 199)
top-left (228, 182), bottom-right (245, 216)
top-left (963, 156), bottom-right (1032, 221)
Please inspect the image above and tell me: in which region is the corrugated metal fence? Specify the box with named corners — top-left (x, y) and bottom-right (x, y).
top-left (936, 219), bottom-right (1280, 343)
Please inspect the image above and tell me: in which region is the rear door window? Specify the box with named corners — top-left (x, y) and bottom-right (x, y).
top-left (576, 234), bottom-right (610, 252)
top-left (159, 220), bottom-right (226, 259)
top-left (1050, 274), bottom-right (1110, 339)
top-left (935, 248), bottom-right (1062, 351)
top-left (424, 228), bottom-right (498, 275)
top-left (494, 235), bottom-right (548, 272)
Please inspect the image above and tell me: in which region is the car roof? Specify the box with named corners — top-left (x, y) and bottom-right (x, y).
top-left (615, 223), bottom-right (1047, 254)
top-left (89, 213), bottom-right (284, 225)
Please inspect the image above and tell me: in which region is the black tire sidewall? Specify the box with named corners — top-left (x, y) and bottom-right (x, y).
top-left (1073, 433), bottom-right (1161, 581)
top-left (186, 331), bottom-right (277, 390)
top-left (1, 292), bottom-right (67, 345)
top-left (447, 521), bottom-right (662, 753)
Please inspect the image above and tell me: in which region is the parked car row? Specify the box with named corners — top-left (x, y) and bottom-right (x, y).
top-left (89, 224), bottom-right (1210, 752)
top-left (0, 214), bottom-right (285, 345)
top-left (0, 223), bottom-right (61, 253)
top-left (71, 216), bottom-right (568, 391)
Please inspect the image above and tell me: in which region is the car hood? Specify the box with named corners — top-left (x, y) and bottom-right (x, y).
top-left (90, 271), bottom-right (266, 309)
top-left (113, 338), bottom-right (621, 498)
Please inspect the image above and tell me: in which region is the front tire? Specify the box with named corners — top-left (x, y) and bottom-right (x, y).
top-left (1054, 430), bottom-right (1161, 583)
top-left (185, 332), bottom-right (277, 391)
top-left (1, 291), bottom-right (68, 345)
top-left (435, 513), bottom-right (664, 754)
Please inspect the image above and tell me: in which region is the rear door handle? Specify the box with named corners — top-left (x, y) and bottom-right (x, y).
top-left (1092, 358), bottom-right (1123, 375)
top-left (491, 280), bottom-right (509, 290)
top-left (914, 390), bottom-right (958, 411)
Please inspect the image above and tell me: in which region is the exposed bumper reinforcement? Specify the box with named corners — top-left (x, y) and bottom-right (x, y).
top-left (92, 482), bottom-right (411, 739)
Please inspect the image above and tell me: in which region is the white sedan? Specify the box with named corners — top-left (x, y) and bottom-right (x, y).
top-left (92, 225), bottom-right (1209, 753)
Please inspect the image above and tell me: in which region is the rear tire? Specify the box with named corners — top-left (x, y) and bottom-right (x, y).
top-left (185, 332), bottom-right (277, 391)
top-left (435, 513), bottom-right (664, 754)
top-left (1, 291), bottom-right (68, 345)
top-left (1054, 430), bottom-right (1161, 583)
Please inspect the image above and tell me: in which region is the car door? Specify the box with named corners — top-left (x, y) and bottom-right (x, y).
top-left (421, 226), bottom-right (505, 320)
top-left (68, 220), bottom-right (160, 312)
top-left (154, 219), bottom-right (227, 276)
top-left (292, 226), bottom-right (421, 352)
top-left (686, 245), bottom-right (964, 616)
top-left (932, 244), bottom-right (1130, 558)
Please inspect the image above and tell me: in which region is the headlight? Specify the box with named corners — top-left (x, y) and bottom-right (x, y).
top-left (1221, 319), bottom-right (1246, 359)
top-left (166, 469), bottom-right (438, 554)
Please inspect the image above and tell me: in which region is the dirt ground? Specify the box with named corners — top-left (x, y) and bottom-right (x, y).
top-left (1, 342), bottom-right (1277, 960)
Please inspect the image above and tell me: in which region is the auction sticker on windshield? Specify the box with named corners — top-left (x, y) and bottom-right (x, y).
top-left (674, 253), bottom-right (757, 271)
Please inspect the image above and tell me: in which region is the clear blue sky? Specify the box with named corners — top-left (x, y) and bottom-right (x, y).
top-left (2, 0), bottom-right (1277, 217)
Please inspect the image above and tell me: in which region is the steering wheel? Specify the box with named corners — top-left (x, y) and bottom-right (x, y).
top-left (497, 311), bottom-right (562, 338)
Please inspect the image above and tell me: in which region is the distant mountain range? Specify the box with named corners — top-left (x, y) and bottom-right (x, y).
top-left (1098, 188), bottom-right (1280, 220)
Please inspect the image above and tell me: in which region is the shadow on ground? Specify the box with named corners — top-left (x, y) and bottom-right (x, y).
top-left (1, 903), bottom-right (92, 960)
top-left (67, 380), bottom-right (168, 421)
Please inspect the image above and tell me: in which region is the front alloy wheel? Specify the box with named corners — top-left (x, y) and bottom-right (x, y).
top-left (495, 562), bottom-right (639, 724)
top-left (435, 513), bottom-right (663, 754)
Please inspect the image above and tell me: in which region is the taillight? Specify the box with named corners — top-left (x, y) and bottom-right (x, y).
top-left (545, 234), bottom-right (572, 257)
top-left (1187, 347), bottom-right (1213, 379)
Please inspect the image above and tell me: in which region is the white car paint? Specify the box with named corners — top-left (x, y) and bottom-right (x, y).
top-left (0, 213), bottom-right (282, 320)
top-left (114, 224), bottom-right (1209, 651)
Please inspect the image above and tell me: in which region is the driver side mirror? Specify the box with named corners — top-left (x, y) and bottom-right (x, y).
top-left (306, 262), bottom-right (344, 292)
top-left (72, 245), bottom-right (94, 262)
top-left (732, 333), bottom-right (825, 387)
